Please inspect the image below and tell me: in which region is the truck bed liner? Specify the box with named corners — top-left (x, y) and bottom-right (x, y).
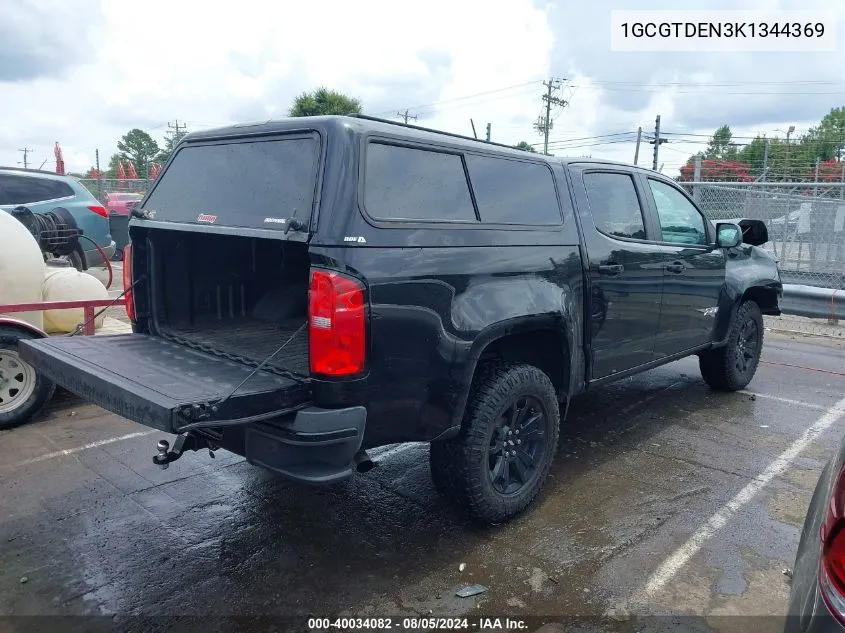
top-left (20, 334), bottom-right (310, 433)
top-left (160, 318), bottom-right (309, 377)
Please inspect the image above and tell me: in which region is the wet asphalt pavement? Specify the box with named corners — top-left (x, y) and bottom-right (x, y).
top-left (1, 330), bottom-right (844, 633)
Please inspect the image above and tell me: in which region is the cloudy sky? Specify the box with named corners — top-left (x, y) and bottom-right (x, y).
top-left (1, 0), bottom-right (842, 178)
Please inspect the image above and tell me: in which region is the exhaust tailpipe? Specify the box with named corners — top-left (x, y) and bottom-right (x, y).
top-left (353, 450), bottom-right (375, 473)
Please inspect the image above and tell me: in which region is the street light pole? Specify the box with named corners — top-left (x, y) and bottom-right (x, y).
top-left (785, 125), bottom-right (795, 180)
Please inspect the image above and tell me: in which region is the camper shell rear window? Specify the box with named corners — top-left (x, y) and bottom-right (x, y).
top-left (142, 133), bottom-right (321, 230)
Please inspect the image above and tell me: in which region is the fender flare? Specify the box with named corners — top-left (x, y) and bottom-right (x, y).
top-left (449, 315), bottom-right (575, 429)
top-left (0, 317), bottom-right (49, 339)
top-left (712, 280), bottom-right (781, 346)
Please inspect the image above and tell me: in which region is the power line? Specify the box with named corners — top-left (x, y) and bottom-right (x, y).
top-left (542, 132), bottom-right (639, 151)
top-left (370, 76), bottom-right (843, 129)
top-left (567, 84), bottom-right (845, 96)
top-left (371, 81), bottom-right (541, 117)
top-left (411, 87), bottom-right (538, 117)
top-left (577, 79), bottom-right (845, 87)
top-left (660, 131), bottom-right (786, 139)
top-left (503, 131), bottom-right (638, 149)
top-left (545, 139), bottom-right (640, 151)
top-left (549, 131), bottom-right (637, 143)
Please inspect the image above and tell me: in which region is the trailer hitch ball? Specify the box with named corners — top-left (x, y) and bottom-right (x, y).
top-left (155, 439), bottom-right (171, 469)
top-left (152, 434), bottom-right (207, 469)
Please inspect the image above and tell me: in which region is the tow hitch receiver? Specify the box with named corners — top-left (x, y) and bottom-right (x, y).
top-left (153, 433), bottom-right (217, 469)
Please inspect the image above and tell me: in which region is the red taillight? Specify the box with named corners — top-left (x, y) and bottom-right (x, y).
top-left (308, 269), bottom-right (365, 377)
top-left (87, 205), bottom-right (108, 218)
top-left (820, 465), bottom-right (845, 623)
top-left (123, 244), bottom-right (135, 322)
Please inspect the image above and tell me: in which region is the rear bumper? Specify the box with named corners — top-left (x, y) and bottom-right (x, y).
top-left (244, 406), bottom-right (367, 485)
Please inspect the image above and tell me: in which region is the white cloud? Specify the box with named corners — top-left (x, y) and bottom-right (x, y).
top-left (1, 0), bottom-right (843, 178)
top-left (0, 0), bottom-right (551, 174)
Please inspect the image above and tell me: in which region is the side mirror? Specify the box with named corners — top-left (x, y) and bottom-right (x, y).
top-left (716, 222), bottom-right (742, 248)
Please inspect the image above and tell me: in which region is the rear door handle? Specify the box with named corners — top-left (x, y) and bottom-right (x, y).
top-left (597, 264), bottom-right (624, 275)
top-left (665, 261), bottom-right (686, 274)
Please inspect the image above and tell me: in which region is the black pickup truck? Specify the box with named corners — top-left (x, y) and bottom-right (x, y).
top-left (20, 115), bottom-right (782, 524)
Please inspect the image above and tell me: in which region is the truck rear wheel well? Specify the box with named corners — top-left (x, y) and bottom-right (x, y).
top-left (476, 329), bottom-right (569, 395)
top-left (742, 286), bottom-right (780, 315)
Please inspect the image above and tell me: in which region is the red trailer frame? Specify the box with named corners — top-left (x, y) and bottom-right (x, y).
top-left (0, 298), bottom-right (121, 336)
top-left (0, 298), bottom-right (127, 428)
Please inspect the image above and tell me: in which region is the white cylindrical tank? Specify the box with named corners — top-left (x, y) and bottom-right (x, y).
top-left (0, 210), bottom-right (47, 330)
top-left (42, 267), bottom-right (109, 334)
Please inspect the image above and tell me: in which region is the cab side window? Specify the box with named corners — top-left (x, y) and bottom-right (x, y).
top-left (647, 179), bottom-right (709, 245)
top-left (582, 172), bottom-right (647, 240)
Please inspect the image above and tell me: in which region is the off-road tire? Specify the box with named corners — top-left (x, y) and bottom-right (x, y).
top-left (429, 363), bottom-right (560, 524)
top-left (0, 327), bottom-right (56, 430)
top-left (699, 300), bottom-right (764, 392)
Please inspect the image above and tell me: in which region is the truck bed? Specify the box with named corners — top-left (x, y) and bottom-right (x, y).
top-left (138, 228), bottom-right (312, 378)
top-left (161, 317), bottom-right (309, 376)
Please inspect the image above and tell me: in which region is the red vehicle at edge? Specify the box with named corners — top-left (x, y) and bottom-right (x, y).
top-left (104, 192), bottom-right (143, 217)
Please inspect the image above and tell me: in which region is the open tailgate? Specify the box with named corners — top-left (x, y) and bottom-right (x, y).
top-left (19, 335), bottom-right (310, 433)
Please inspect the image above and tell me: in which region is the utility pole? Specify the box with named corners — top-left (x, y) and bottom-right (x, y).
top-left (693, 155), bottom-right (703, 204)
top-left (95, 149), bottom-right (103, 201)
top-left (470, 119), bottom-right (478, 139)
top-left (535, 78), bottom-right (568, 155)
top-left (167, 120), bottom-right (188, 142)
top-left (649, 115), bottom-right (666, 170)
top-left (397, 109), bottom-right (417, 124)
top-left (485, 123), bottom-right (491, 142)
top-left (633, 127), bottom-right (642, 165)
top-left (18, 147), bottom-right (33, 169)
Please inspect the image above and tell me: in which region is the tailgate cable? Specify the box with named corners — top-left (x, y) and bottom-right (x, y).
top-left (173, 323), bottom-right (308, 433)
top-left (67, 277), bottom-right (145, 337)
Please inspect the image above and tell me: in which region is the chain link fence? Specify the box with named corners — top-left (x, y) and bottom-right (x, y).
top-left (681, 181), bottom-right (845, 290)
top-left (681, 181), bottom-right (845, 337)
top-left (78, 179), bottom-right (151, 202)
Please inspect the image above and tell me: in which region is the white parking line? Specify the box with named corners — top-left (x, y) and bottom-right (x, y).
top-left (740, 390), bottom-right (827, 411)
top-left (7, 430), bottom-right (156, 470)
top-left (638, 394), bottom-right (845, 601)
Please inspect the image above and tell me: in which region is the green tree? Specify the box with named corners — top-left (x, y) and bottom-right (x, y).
top-left (289, 87), bottom-right (362, 117)
top-left (737, 136), bottom-right (768, 175)
top-left (514, 141), bottom-right (537, 152)
top-left (705, 124), bottom-right (738, 160)
top-left (105, 153), bottom-right (123, 179)
top-left (818, 106), bottom-right (845, 161)
top-left (116, 129), bottom-right (160, 178)
top-left (155, 129), bottom-right (185, 166)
